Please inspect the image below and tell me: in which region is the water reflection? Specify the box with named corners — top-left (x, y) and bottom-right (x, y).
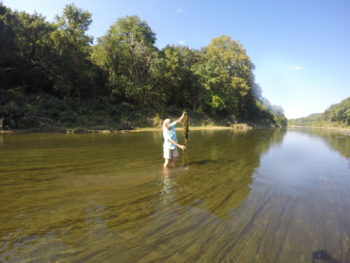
top-left (171, 129), bottom-right (286, 220)
top-left (291, 128), bottom-right (350, 171)
top-left (161, 168), bottom-right (175, 204)
top-left (289, 127), bottom-right (350, 160)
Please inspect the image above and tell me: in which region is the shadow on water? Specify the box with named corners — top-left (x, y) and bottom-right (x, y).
top-left (188, 158), bottom-right (232, 166)
top-left (312, 250), bottom-right (340, 263)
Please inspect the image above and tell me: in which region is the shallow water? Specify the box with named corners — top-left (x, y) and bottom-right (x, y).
top-left (0, 128), bottom-right (350, 262)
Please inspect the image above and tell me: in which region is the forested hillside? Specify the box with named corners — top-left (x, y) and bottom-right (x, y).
top-left (0, 3), bottom-right (286, 130)
top-left (289, 97), bottom-right (350, 127)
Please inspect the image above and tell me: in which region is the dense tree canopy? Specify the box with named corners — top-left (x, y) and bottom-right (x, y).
top-left (92, 15), bottom-right (158, 107)
top-left (0, 3), bottom-right (286, 129)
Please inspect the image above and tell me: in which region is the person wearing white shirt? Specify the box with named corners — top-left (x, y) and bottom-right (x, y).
top-left (162, 112), bottom-right (186, 168)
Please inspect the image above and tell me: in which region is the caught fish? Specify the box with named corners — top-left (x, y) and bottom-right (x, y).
top-left (183, 112), bottom-right (189, 147)
top-left (181, 111), bottom-right (189, 167)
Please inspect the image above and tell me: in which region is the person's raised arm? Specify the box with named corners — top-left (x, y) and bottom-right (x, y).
top-left (174, 111), bottom-right (186, 125)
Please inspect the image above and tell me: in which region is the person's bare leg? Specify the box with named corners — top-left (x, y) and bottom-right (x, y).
top-left (163, 158), bottom-right (169, 168)
top-left (172, 157), bottom-right (178, 167)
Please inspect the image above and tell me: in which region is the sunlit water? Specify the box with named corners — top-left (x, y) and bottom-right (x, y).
top-left (1, 128), bottom-right (350, 262)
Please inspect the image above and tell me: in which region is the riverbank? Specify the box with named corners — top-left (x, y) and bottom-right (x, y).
top-left (130, 126), bottom-right (235, 132)
top-left (0, 124), bottom-right (256, 135)
top-left (289, 125), bottom-right (350, 135)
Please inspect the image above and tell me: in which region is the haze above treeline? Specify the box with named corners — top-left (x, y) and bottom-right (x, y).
top-left (0, 3), bottom-right (287, 130)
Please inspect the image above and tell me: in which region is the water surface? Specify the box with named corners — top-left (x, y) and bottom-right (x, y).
top-left (1, 128), bottom-right (350, 262)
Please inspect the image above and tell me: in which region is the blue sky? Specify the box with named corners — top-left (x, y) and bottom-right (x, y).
top-left (3, 0), bottom-right (350, 118)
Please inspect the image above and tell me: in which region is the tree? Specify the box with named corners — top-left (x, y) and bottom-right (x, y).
top-left (0, 4), bottom-right (55, 92)
top-left (0, 4), bottom-right (17, 90)
top-left (0, 3), bottom-right (287, 129)
top-left (156, 45), bottom-right (202, 110)
top-left (92, 16), bottom-right (158, 107)
top-left (197, 35), bottom-right (256, 117)
top-left (50, 4), bottom-right (95, 101)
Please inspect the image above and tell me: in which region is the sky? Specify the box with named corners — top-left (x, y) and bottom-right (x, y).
top-left (3, 0), bottom-right (350, 119)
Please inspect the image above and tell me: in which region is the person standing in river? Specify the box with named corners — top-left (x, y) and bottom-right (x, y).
top-left (162, 112), bottom-right (187, 168)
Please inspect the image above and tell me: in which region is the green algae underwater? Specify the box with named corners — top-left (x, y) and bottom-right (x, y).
top-left (1, 128), bottom-right (350, 262)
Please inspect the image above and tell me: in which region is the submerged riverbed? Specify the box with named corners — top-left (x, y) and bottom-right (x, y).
top-left (1, 128), bottom-right (350, 262)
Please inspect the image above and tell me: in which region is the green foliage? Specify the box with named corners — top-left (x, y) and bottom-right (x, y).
top-left (50, 4), bottom-right (98, 100)
top-left (152, 114), bottom-right (163, 128)
top-left (0, 3), bottom-right (286, 130)
top-left (324, 98), bottom-right (350, 125)
top-left (210, 95), bottom-right (226, 114)
top-left (91, 16), bottom-right (158, 106)
top-left (289, 97), bottom-right (350, 127)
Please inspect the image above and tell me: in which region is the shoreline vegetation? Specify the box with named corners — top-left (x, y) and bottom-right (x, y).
top-left (0, 123), bottom-right (256, 134)
top-left (288, 97), bottom-right (350, 129)
top-left (3, 125), bottom-right (350, 135)
top-left (289, 125), bottom-right (350, 134)
top-left (0, 3), bottom-right (287, 132)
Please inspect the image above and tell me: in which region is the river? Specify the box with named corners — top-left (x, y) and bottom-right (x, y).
top-left (0, 128), bottom-right (350, 262)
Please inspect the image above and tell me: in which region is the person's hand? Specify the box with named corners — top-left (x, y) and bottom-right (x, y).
top-left (179, 145), bottom-right (186, 151)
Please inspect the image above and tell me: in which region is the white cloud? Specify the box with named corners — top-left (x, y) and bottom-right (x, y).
top-left (290, 65), bottom-right (304, 71)
top-left (176, 8), bottom-right (183, 13)
top-left (179, 40), bottom-right (185, 45)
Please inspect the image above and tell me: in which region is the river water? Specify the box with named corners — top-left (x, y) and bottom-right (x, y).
top-left (0, 128), bottom-right (350, 262)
